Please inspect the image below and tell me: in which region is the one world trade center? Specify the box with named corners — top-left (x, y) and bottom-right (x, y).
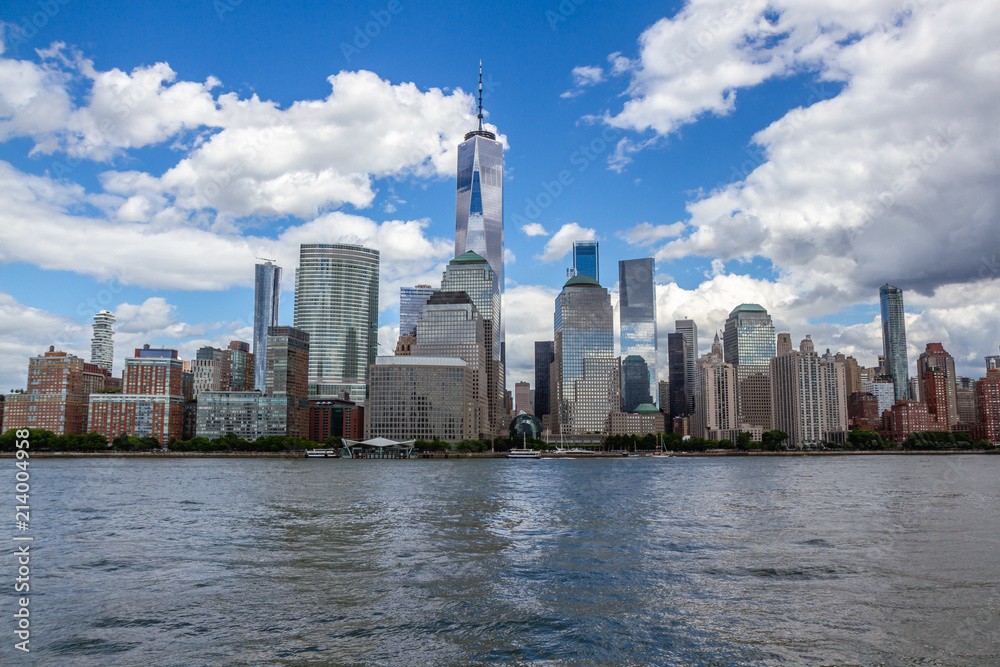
top-left (455, 64), bottom-right (504, 291)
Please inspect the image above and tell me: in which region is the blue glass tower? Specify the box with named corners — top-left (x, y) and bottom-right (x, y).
top-left (253, 261), bottom-right (281, 392)
top-left (573, 241), bottom-right (599, 283)
top-left (880, 283), bottom-right (910, 402)
top-left (619, 258), bottom-right (657, 405)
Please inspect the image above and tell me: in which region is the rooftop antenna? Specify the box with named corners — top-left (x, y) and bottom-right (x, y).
top-left (477, 60), bottom-right (484, 132)
top-left (256, 256), bottom-right (276, 263)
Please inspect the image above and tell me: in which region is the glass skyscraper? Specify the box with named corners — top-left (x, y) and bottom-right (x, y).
top-left (573, 241), bottom-right (599, 282)
top-left (399, 285), bottom-right (438, 337)
top-left (534, 341), bottom-right (554, 420)
top-left (618, 258), bottom-right (657, 405)
top-left (675, 319), bottom-right (698, 414)
top-left (621, 355), bottom-right (653, 412)
top-left (880, 283), bottom-right (910, 402)
top-left (253, 261), bottom-right (281, 392)
top-left (455, 102), bottom-right (503, 289)
top-left (293, 244), bottom-right (379, 403)
top-left (723, 304), bottom-right (776, 430)
top-left (553, 274), bottom-right (618, 434)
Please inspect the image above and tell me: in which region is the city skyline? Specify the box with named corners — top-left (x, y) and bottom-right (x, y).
top-left (1, 0), bottom-right (999, 395)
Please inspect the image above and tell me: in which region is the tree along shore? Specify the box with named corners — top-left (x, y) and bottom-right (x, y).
top-left (1, 427), bottom-right (994, 457)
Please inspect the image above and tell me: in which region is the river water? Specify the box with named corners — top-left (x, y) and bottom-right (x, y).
top-left (4, 455), bottom-right (999, 665)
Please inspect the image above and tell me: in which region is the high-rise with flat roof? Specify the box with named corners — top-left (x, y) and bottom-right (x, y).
top-left (880, 283), bottom-right (910, 402)
top-left (294, 244), bottom-right (379, 403)
top-left (412, 291), bottom-right (488, 437)
top-left (89, 347), bottom-right (185, 444)
top-left (366, 356), bottom-right (478, 442)
top-left (3, 347), bottom-right (90, 436)
top-left (667, 332), bottom-right (687, 418)
top-left (724, 304), bottom-right (776, 430)
top-left (553, 274), bottom-right (619, 434)
top-left (90, 310), bottom-right (115, 372)
top-left (917, 342), bottom-right (958, 428)
top-left (619, 258), bottom-right (657, 405)
top-left (261, 326), bottom-right (310, 439)
top-left (675, 319), bottom-right (698, 414)
top-left (621, 355), bottom-right (653, 412)
top-left (253, 261), bottom-right (281, 392)
top-left (534, 341), bottom-right (554, 420)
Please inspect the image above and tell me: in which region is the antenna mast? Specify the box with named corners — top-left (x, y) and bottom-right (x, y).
top-left (478, 61), bottom-right (485, 131)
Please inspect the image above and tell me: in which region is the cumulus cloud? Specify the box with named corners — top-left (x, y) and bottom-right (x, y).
top-left (536, 222), bottom-right (597, 263)
top-left (0, 44), bottom-right (499, 218)
top-left (0, 161), bottom-right (455, 298)
top-left (561, 65), bottom-right (605, 98)
top-left (502, 284), bottom-right (561, 387)
top-left (595, 0), bottom-right (1000, 368)
top-left (520, 222), bottom-right (549, 237)
top-left (618, 221), bottom-right (686, 246)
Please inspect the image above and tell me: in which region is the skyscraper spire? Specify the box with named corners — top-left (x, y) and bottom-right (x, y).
top-left (477, 60), bottom-right (484, 132)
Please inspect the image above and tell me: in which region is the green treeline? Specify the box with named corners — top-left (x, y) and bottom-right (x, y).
top-left (0, 428), bottom-right (994, 453)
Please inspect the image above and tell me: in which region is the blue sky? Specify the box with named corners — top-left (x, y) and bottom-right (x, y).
top-left (1, 0), bottom-right (998, 392)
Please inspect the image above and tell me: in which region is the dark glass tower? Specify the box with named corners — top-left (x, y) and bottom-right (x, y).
top-left (253, 261), bottom-right (281, 392)
top-left (880, 283), bottom-right (910, 402)
top-left (619, 258), bottom-right (657, 405)
top-left (534, 341), bottom-right (554, 419)
top-left (622, 355), bottom-right (653, 412)
top-left (667, 332), bottom-right (687, 418)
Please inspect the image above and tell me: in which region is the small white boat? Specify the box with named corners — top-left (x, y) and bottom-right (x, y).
top-left (305, 449), bottom-right (339, 458)
top-left (507, 448), bottom-right (541, 459)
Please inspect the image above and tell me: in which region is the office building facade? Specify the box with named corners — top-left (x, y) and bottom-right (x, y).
top-left (294, 244), bottom-right (379, 402)
top-left (723, 304), bottom-right (776, 430)
top-left (676, 319), bottom-right (699, 414)
top-left (440, 251), bottom-right (503, 435)
top-left (365, 356), bottom-right (478, 442)
top-left (621, 355), bottom-right (653, 412)
top-left (553, 274), bottom-right (619, 435)
top-left (534, 341), bottom-right (554, 420)
top-left (412, 291), bottom-right (488, 437)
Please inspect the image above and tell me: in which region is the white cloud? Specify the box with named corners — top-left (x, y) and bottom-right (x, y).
top-left (618, 221), bottom-right (686, 246)
top-left (520, 222), bottom-right (549, 237)
top-left (0, 161), bottom-right (454, 298)
top-left (0, 45), bottom-right (501, 218)
top-left (603, 0), bottom-right (1000, 316)
top-left (503, 284), bottom-right (560, 387)
top-left (536, 222), bottom-right (597, 263)
top-left (561, 65), bottom-right (606, 98)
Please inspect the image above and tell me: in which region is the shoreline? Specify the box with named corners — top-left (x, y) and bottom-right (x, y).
top-left (3, 449), bottom-right (996, 459)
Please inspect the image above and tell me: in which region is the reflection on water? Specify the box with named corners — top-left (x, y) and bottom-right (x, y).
top-left (8, 455), bottom-right (1000, 665)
